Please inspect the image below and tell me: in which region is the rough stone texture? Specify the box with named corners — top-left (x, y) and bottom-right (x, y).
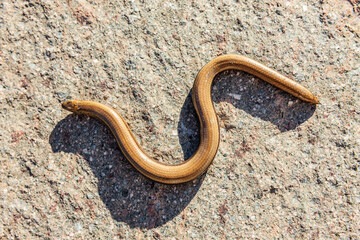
top-left (1, 0), bottom-right (359, 239)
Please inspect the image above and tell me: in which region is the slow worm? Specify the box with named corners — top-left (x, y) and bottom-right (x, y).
top-left (62, 54), bottom-right (319, 184)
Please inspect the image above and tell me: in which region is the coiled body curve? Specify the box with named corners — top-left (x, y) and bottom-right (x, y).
top-left (62, 54), bottom-right (319, 184)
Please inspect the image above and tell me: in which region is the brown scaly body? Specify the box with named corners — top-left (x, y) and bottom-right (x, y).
top-left (62, 54), bottom-right (319, 184)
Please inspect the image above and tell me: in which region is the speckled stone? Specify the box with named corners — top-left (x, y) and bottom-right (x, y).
top-left (0, 0), bottom-right (359, 239)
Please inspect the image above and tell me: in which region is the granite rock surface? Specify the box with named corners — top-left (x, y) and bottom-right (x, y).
top-left (1, 0), bottom-right (359, 239)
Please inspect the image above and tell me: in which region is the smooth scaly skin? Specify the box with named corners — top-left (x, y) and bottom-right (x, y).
top-left (62, 54), bottom-right (319, 184)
